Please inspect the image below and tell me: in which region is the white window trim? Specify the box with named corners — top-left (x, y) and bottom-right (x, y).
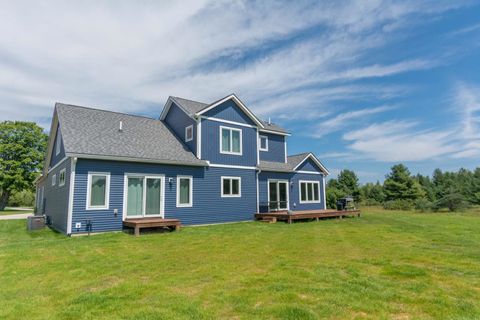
top-left (59, 169), bottom-right (66, 187)
top-left (299, 180), bottom-right (321, 204)
top-left (122, 173), bottom-right (165, 219)
top-left (185, 125), bottom-right (193, 142)
top-left (176, 175), bottom-right (193, 207)
top-left (51, 174), bottom-right (56, 186)
top-left (259, 135), bottom-right (268, 151)
top-left (219, 125), bottom-right (242, 156)
top-left (221, 176), bottom-right (242, 198)
top-left (86, 172), bottom-right (110, 210)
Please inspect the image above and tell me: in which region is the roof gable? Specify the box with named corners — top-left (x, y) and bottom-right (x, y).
top-left (196, 94), bottom-right (265, 128)
top-left (202, 98), bottom-right (257, 126)
top-left (291, 153), bottom-right (329, 175)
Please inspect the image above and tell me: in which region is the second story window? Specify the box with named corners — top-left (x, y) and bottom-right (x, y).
top-left (220, 126), bottom-right (242, 155)
top-left (185, 125), bottom-right (193, 142)
top-left (259, 135), bottom-right (268, 151)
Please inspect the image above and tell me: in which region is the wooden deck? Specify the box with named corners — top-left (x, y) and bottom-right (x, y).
top-left (255, 209), bottom-right (360, 224)
top-left (123, 218), bottom-right (181, 236)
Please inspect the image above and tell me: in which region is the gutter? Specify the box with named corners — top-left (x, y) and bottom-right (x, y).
top-left (66, 153), bottom-right (209, 167)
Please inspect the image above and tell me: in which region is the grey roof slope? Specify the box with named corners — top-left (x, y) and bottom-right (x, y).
top-left (56, 103), bottom-right (207, 166)
top-left (172, 95), bottom-right (289, 134)
top-left (258, 152), bottom-right (328, 174)
top-left (170, 96), bottom-right (208, 115)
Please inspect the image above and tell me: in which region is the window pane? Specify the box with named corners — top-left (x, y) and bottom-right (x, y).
top-left (260, 137), bottom-right (267, 149)
top-left (307, 183), bottom-right (313, 201)
top-left (179, 178), bottom-right (190, 204)
top-left (146, 178), bottom-right (161, 215)
top-left (232, 130), bottom-right (241, 153)
top-left (301, 183), bottom-right (307, 201)
top-left (90, 175), bottom-right (106, 206)
top-left (127, 177), bottom-right (143, 216)
top-left (223, 178), bottom-right (230, 195)
top-left (232, 179), bottom-right (240, 195)
top-left (313, 183), bottom-right (319, 201)
top-left (221, 128), bottom-right (230, 152)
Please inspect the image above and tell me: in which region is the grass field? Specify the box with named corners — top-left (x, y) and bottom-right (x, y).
top-left (1, 208), bottom-right (479, 319)
top-left (0, 208), bottom-right (33, 216)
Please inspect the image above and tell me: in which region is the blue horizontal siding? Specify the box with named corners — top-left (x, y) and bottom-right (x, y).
top-left (50, 125), bottom-right (65, 168)
top-left (258, 171), bottom-right (325, 212)
top-left (43, 158), bottom-right (71, 233)
top-left (296, 157), bottom-right (323, 173)
top-left (164, 102), bottom-right (196, 154)
top-left (201, 119), bottom-right (257, 166)
top-left (203, 99), bottom-right (256, 125)
top-left (259, 133), bottom-right (285, 163)
top-left (71, 159), bottom-right (257, 234)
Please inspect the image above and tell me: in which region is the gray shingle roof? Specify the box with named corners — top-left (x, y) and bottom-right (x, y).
top-left (172, 95), bottom-right (289, 134)
top-left (56, 103), bottom-right (207, 166)
top-left (170, 96), bottom-right (208, 115)
top-left (258, 153), bottom-right (328, 174)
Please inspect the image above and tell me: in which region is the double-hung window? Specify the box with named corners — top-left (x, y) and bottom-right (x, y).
top-left (259, 135), bottom-right (268, 151)
top-left (177, 176), bottom-right (193, 207)
top-left (59, 169), bottom-right (66, 187)
top-left (87, 172), bottom-right (110, 210)
top-left (221, 177), bottom-right (241, 197)
top-left (299, 181), bottom-right (320, 203)
top-left (185, 125), bottom-right (193, 142)
top-left (220, 126), bottom-right (242, 155)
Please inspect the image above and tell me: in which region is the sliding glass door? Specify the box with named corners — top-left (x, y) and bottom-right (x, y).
top-left (268, 180), bottom-right (289, 211)
top-left (125, 175), bottom-right (163, 218)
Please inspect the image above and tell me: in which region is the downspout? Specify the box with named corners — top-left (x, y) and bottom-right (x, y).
top-left (256, 169), bottom-right (261, 213)
top-left (66, 157), bottom-right (77, 236)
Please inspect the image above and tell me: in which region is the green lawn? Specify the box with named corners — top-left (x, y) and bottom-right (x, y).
top-left (0, 208), bottom-right (33, 216)
top-left (1, 208), bottom-right (479, 319)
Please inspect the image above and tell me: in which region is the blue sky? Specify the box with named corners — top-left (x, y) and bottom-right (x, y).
top-left (0, 1), bottom-right (479, 182)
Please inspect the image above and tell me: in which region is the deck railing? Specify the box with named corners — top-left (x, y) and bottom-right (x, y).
top-left (259, 201), bottom-right (289, 213)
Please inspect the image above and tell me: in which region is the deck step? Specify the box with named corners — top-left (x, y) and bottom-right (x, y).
top-left (261, 216), bottom-right (277, 223)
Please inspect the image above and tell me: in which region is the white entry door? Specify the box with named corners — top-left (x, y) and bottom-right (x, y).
top-left (125, 175), bottom-right (164, 218)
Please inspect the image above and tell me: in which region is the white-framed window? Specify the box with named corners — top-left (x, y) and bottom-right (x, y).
top-left (221, 176), bottom-right (241, 197)
top-left (220, 126), bottom-right (242, 155)
top-left (51, 174), bottom-right (56, 186)
top-left (86, 172), bottom-right (110, 210)
top-left (59, 169), bottom-right (66, 187)
top-left (299, 180), bottom-right (320, 203)
top-left (124, 174), bottom-right (164, 218)
top-left (55, 132), bottom-right (61, 155)
top-left (185, 125), bottom-right (193, 142)
top-left (176, 175), bottom-right (193, 207)
top-left (259, 135), bottom-right (268, 151)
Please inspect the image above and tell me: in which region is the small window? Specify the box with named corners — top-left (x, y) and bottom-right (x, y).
top-left (299, 181), bottom-right (320, 203)
top-left (177, 176), bottom-right (193, 207)
top-left (59, 169), bottom-right (66, 187)
top-left (259, 135), bottom-right (268, 151)
top-left (87, 172), bottom-right (110, 210)
top-left (55, 132), bottom-right (61, 155)
top-left (51, 174), bottom-right (56, 186)
top-left (220, 126), bottom-right (242, 155)
top-left (221, 177), bottom-right (241, 197)
top-left (185, 125), bottom-right (193, 142)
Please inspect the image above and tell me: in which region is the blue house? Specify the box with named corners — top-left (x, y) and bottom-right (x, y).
top-left (35, 94), bottom-right (329, 235)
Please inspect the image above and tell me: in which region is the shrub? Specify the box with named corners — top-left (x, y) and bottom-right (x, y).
top-left (414, 198), bottom-right (433, 212)
top-left (433, 193), bottom-right (469, 212)
top-left (383, 199), bottom-right (413, 211)
top-left (8, 190), bottom-right (35, 207)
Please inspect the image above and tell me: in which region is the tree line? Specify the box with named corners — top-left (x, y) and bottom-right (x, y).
top-left (327, 164), bottom-right (480, 212)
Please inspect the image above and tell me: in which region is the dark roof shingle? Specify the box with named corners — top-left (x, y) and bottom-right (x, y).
top-left (56, 103), bottom-right (206, 166)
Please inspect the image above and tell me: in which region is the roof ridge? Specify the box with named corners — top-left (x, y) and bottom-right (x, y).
top-left (55, 102), bottom-right (156, 121)
top-left (288, 152), bottom-right (311, 157)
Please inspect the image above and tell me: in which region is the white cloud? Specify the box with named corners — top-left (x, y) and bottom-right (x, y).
top-left (311, 105), bottom-right (394, 138)
top-left (0, 0), bottom-right (465, 128)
